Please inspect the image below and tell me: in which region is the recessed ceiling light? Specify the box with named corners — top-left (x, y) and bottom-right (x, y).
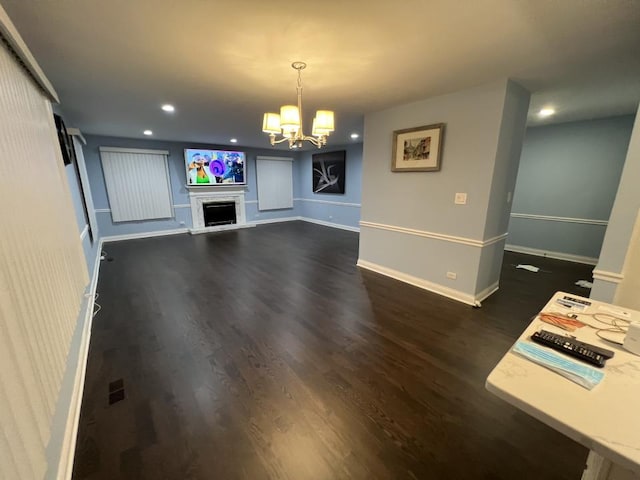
top-left (350, 133), bottom-right (360, 139)
top-left (539, 108), bottom-right (555, 117)
top-left (161, 104), bottom-right (175, 113)
top-left (230, 138), bottom-right (238, 143)
top-left (143, 129), bottom-right (153, 136)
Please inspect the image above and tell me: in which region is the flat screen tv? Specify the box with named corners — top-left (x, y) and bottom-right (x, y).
top-left (184, 149), bottom-right (246, 186)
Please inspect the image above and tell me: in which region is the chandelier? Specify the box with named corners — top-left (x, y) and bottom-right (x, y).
top-left (262, 62), bottom-right (335, 149)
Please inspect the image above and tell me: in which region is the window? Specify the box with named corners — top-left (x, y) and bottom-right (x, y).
top-left (99, 147), bottom-right (174, 222)
top-left (256, 156), bottom-right (293, 210)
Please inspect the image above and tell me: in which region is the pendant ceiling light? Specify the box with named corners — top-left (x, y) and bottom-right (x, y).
top-left (262, 62), bottom-right (335, 149)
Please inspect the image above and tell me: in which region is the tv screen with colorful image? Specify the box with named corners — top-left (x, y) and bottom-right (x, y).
top-left (184, 149), bottom-right (246, 186)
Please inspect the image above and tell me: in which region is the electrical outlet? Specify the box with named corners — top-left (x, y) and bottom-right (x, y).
top-left (179, 221), bottom-right (185, 226)
top-left (329, 215), bottom-right (333, 220)
top-left (446, 271), bottom-right (457, 280)
top-left (454, 193), bottom-right (467, 205)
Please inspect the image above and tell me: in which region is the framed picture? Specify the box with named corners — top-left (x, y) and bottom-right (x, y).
top-left (312, 150), bottom-right (346, 194)
top-left (391, 123), bottom-right (445, 172)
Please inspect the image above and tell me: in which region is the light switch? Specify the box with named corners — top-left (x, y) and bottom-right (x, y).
top-left (455, 192), bottom-right (467, 205)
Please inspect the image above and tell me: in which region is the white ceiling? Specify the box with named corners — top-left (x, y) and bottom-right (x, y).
top-left (3, 0), bottom-right (640, 149)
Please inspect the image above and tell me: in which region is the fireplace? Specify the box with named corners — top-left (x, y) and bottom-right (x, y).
top-left (188, 188), bottom-right (251, 234)
top-left (203, 201), bottom-right (236, 226)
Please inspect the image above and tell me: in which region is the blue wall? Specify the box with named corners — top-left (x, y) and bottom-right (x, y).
top-left (83, 135), bottom-right (303, 236)
top-left (508, 114), bottom-right (635, 260)
top-left (296, 142), bottom-right (363, 229)
top-left (83, 134), bottom-right (362, 235)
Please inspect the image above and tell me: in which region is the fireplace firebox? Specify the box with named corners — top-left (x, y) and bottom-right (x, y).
top-left (203, 201), bottom-right (236, 226)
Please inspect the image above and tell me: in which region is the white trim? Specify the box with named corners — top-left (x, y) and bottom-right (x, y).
top-left (0, 4), bottom-right (59, 102)
top-left (300, 217), bottom-right (360, 232)
top-left (592, 269), bottom-right (624, 284)
top-left (189, 224), bottom-right (255, 235)
top-left (245, 199), bottom-right (258, 204)
top-left (294, 197), bottom-right (361, 208)
top-left (98, 146), bottom-right (170, 156)
top-left (510, 213), bottom-right (608, 226)
top-left (96, 203), bottom-right (190, 213)
top-left (79, 224), bottom-right (89, 241)
top-left (256, 156), bottom-right (294, 162)
top-left (56, 241), bottom-right (102, 479)
top-left (359, 220), bottom-right (507, 248)
top-left (250, 216), bottom-right (300, 226)
top-left (101, 228), bottom-right (189, 243)
top-left (66, 127), bottom-right (86, 145)
top-left (476, 282), bottom-right (500, 304)
top-left (356, 259), bottom-right (477, 305)
top-left (505, 244), bottom-right (599, 265)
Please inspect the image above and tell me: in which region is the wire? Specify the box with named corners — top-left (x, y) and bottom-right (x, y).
top-left (93, 292), bottom-right (101, 317)
top-left (539, 310), bottom-right (629, 345)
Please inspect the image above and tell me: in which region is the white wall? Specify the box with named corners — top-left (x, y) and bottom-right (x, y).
top-left (358, 79), bottom-right (529, 304)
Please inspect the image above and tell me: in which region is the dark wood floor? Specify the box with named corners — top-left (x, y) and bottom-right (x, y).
top-left (73, 221), bottom-right (594, 479)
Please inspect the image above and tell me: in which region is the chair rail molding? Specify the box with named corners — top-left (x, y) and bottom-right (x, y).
top-left (592, 269), bottom-right (624, 284)
top-left (359, 220), bottom-right (507, 248)
top-left (510, 213), bottom-right (608, 226)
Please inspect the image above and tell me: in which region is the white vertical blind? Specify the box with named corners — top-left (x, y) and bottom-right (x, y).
top-left (99, 147), bottom-right (174, 222)
top-left (256, 156), bottom-right (294, 211)
top-left (0, 35), bottom-right (88, 480)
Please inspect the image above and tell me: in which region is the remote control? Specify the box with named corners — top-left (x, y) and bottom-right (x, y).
top-left (530, 330), bottom-right (615, 368)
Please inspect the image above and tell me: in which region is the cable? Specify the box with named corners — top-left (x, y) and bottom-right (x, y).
top-left (539, 310), bottom-right (629, 345)
top-left (93, 292), bottom-right (101, 317)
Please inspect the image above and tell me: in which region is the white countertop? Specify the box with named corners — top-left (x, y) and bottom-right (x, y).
top-left (486, 291), bottom-right (640, 474)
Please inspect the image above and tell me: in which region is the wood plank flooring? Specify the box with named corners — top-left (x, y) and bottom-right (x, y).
top-left (73, 221), bottom-right (593, 479)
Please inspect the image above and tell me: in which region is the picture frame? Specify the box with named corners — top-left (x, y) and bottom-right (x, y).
top-left (391, 123), bottom-right (445, 172)
top-left (312, 150), bottom-right (346, 194)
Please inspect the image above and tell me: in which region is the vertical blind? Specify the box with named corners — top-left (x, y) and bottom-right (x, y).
top-left (256, 156), bottom-right (294, 211)
top-left (0, 37), bottom-right (88, 479)
top-left (99, 147), bottom-right (174, 222)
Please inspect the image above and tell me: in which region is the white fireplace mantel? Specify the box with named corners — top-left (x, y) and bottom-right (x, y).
top-left (187, 187), bottom-right (254, 234)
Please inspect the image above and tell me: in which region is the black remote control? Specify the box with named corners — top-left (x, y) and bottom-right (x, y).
top-left (530, 330), bottom-right (615, 368)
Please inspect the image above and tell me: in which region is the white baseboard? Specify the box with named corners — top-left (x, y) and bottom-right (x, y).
top-left (249, 216), bottom-right (300, 226)
top-left (356, 259), bottom-right (478, 306)
top-left (189, 223), bottom-right (255, 235)
top-left (299, 217), bottom-right (360, 232)
top-left (505, 244), bottom-right (598, 266)
top-left (101, 228), bottom-right (189, 243)
top-left (249, 216), bottom-right (360, 232)
top-left (476, 282), bottom-right (499, 304)
top-left (56, 241), bottom-right (103, 479)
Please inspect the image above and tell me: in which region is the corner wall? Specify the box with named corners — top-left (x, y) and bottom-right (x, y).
top-left (358, 79), bottom-right (529, 304)
top-left (592, 106), bottom-right (640, 304)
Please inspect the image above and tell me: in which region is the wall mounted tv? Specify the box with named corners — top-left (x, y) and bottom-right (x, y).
top-left (184, 149), bottom-right (246, 186)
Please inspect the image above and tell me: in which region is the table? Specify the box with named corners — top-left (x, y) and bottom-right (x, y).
top-left (486, 291), bottom-right (640, 480)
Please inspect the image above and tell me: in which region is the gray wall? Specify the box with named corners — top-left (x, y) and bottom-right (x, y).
top-left (359, 79), bottom-right (529, 303)
top-left (508, 115), bottom-right (635, 261)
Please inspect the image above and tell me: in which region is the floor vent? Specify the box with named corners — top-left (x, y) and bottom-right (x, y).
top-left (108, 379), bottom-right (125, 405)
